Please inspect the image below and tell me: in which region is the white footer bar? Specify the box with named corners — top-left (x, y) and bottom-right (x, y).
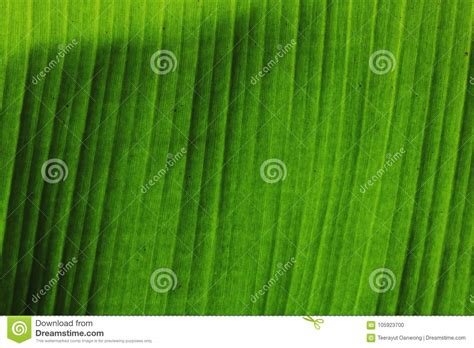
top-left (1, 316), bottom-right (472, 347)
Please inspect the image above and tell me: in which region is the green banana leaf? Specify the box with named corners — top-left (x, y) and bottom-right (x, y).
top-left (0, 0), bottom-right (473, 315)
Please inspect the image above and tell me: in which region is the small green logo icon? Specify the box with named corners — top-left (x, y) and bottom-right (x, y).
top-left (303, 316), bottom-right (324, 330)
top-left (367, 321), bottom-right (376, 330)
top-left (367, 333), bottom-right (376, 343)
top-left (7, 316), bottom-right (32, 343)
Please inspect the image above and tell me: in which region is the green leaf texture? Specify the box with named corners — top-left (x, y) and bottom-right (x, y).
top-left (0, 0), bottom-right (473, 315)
